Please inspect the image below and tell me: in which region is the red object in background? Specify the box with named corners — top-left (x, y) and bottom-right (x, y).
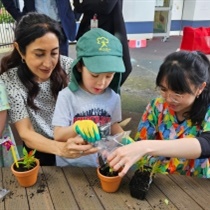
top-left (180, 26), bottom-right (210, 54)
top-left (129, 39), bottom-right (147, 48)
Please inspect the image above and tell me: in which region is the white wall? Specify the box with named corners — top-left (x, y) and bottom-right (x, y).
top-left (182, 0), bottom-right (196, 20)
top-left (194, 0), bottom-right (210, 20)
top-left (171, 0), bottom-right (183, 20)
top-left (123, 0), bottom-right (156, 22)
top-left (123, 0), bottom-right (156, 39)
top-left (170, 0), bottom-right (184, 35)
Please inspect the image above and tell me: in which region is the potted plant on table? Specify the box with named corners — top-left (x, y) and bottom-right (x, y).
top-left (11, 147), bottom-right (39, 187)
top-left (129, 156), bottom-right (167, 200)
top-left (97, 154), bottom-right (122, 193)
top-left (96, 124), bottom-right (132, 193)
top-left (2, 139), bottom-right (40, 187)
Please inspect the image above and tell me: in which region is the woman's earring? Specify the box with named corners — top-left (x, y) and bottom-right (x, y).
top-left (21, 58), bottom-right (25, 63)
top-left (197, 95), bottom-right (200, 98)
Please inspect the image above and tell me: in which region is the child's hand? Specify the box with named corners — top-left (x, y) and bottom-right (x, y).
top-left (73, 120), bottom-right (101, 143)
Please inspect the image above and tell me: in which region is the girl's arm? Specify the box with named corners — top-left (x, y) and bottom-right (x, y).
top-left (0, 110), bottom-right (7, 137)
top-left (107, 137), bottom-right (202, 177)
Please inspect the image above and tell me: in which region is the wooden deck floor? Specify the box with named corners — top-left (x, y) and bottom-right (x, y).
top-left (1, 166), bottom-right (210, 210)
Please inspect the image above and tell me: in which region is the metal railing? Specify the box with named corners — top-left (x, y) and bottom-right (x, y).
top-left (0, 1), bottom-right (15, 49)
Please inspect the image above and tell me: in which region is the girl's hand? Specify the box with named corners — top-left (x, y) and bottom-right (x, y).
top-left (107, 141), bottom-right (144, 177)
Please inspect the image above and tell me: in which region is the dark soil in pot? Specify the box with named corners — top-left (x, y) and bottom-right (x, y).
top-left (13, 161), bottom-right (37, 172)
top-left (99, 165), bottom-right (118, 177)
top-left (129, 167), bottom-right (152, 200)
top-left (98, 154), bottom-right (118, 177)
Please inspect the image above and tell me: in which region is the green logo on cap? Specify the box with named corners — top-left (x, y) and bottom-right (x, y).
top-left (97, 37), bottom-right (110, 52)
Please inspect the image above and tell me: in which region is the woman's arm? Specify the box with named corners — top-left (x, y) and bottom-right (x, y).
top-left (0, 110), bottom-right (7, 137)
top-left (107, 137), bottom-right (202, 177)
top-left (15, 118), bottom-right (98, 158)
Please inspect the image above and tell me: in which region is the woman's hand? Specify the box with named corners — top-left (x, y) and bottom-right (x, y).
top-left (61, 136), bottom-right (99, 158)
top-left (107, 141), bottom-right (144, 177)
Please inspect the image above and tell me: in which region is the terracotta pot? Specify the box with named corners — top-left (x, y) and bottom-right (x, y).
top-left (11, 159), bottom-right (40, 187)
top-left (97, 167), bottom-right (122, 193)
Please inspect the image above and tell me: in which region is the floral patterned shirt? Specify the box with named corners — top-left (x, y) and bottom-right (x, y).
top-left (134, 97), bottom-right (210, 178)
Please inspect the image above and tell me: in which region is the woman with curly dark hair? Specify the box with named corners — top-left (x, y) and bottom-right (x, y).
top-left (0, 12), bottom-right (97, 166)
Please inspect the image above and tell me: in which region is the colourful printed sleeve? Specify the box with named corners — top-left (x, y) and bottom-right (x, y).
top-left (0, 81), bottom-right (10, 111)
top-left (191, 106), bottom-right (210, 158)
top-left (134, 99), bottom-right (159, 141)
top-left (201, 106), bottom-right (210, 132)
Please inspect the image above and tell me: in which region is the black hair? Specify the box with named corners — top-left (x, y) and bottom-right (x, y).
top-left (156, 50), bottom-right (210, 125)
top-left (0, 12), bottom-right (68, 110)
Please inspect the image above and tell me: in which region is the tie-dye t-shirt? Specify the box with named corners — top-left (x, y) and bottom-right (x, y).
top-left (134, 97), bottom-right (210, 178)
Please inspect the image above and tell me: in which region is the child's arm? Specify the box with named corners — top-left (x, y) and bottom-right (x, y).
top-left (54, 120), bottom-right (100, 142)
top-left (0, 110), bottom-right (7, 138)
top-left (111, 122), bottom-right (124, 135)
top-left (54, 125), bottom-right (77, 142)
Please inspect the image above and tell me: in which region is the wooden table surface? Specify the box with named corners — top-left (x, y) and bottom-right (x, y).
top-left (1, 166), bottom-right (210, 210)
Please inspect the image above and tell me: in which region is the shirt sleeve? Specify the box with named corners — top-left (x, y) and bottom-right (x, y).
top-left (0, 69), bottom-right (29, 123)
top-left (52, 88), bottom-right (72, 127)
top-left (197, 107), bottom-right (210, 158)
top-left (197, 132), bottom-right (210, 158)
top-left (0, 81), bottom-right (10, 111)
top-left (7, 88), bottom-right (29, 124)
top-left (111, 93), bottom-right (122, 124)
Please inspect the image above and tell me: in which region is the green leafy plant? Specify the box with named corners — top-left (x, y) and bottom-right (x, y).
top-left (108, 166), bottom-right (119, 176)
top-left (135, 155), bottom-right (149, 171)
top-left (150, 160), bottom-right (168, 177)
top-left (18, 147), bottom-right (37, 170)
top-left (135, 156), bottom-right (168, 177)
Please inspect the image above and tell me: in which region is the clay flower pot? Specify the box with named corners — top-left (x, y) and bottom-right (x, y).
top-left (97, 167), bottom-right (122, 193)
top-left (11, 158), bottom-right (40, 187)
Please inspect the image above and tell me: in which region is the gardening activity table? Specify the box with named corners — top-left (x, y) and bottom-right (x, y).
top-left (1, 166), bottom-right (210, 209)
